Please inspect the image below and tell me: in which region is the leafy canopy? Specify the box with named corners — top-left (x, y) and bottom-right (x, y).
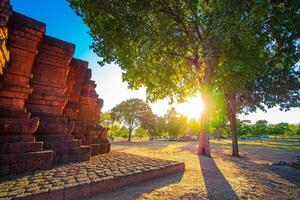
top-left (111, 98), bottom-right (153, 132)
top-left (70, 0), bottom-right (299, 112)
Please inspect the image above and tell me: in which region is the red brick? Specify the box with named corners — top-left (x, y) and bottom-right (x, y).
top-left (143, 169), bottom-right (162, 181)
top-left (48, 188), bottom-right (65, 200)
top-left (64, 185), bottom-right (78, 200)
top-left (10, 162), bottom-right (26, 174)
top-left (26, 160), bottom-right (39, 171)
top-left (38, 159), bottom-right (52, 170)
top-left (78, 183), bottom-right (91, 199)
top-left (0, 165), bottom-right (9, 176)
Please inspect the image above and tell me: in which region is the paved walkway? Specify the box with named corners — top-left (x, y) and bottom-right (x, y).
top-left (0, 151), bottom-right (184, 200)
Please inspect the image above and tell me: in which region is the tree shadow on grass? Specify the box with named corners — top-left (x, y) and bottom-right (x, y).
top-left (199, 155), bottom-right (239, 200)
top-left (87, 172), bottom-right (184, 200)
top-left (112, 141), bottom-right (171, 148)
top-left (269, 166), bottom-right (300, 187)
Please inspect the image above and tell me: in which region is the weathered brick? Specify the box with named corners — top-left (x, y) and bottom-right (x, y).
top-left (64, 184), bottom-right (78, 200)
top-left (78, 182), bottom-right (91, 199)
top-left (10, 162), bottom-right (26, 174)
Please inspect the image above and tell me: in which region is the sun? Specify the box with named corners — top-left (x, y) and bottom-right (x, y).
top-left (174, 94), bottom-right (204, 119)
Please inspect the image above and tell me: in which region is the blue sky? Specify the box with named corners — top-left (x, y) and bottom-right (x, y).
top-left (11, 0), bottom-right (300, 124)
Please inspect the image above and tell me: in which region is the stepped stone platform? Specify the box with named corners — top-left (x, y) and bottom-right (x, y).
top-left (0, 152), bottom-right (185, 200)
top-left (1, 0), bottom-right (111, 175)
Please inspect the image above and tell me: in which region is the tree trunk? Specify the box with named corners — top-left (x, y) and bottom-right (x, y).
top-left (216, 128), bottom-right (221, 140)
top-left (226, 94), bottom-right (240, 157)
top-left (128, 127), bottom-right (132, 142)
top-left (198, 93), bottom-right (211, 156)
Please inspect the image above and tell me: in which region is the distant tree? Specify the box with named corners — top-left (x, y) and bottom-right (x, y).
top-left (268, 124), bottom-right (281, 141)
top-left (276, 123), bottom-right (290, 140)
top-left (107, 124), bottom-right (119, 141)
top-left (111, 98), bottom-right (153, 141)
top-left (164, 108), bottom-right (188, 137)
top-left (238, 122), bottom-right (252, 137)
top-left (256, 120), bottom-right (268, 126)
top-left (119, 126), bottom-right (129, 139)
top-left (156, 116), bottom-right (168, 136)
top-left (100, 111), bottom-right (114, 127)
top-left (187, 119), bottom-right (201, 136)
top-left (140, 112), bottom-right (158, 140)
top-left (296, 124), bottom-right (300, 142)
top-left (134, 127), bottom-right (148, 140)
top-left (253, 120), bottom-right (268, 142)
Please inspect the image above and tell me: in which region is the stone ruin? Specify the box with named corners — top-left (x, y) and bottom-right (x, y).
top-left (0, 0), bottom-right (111, 176)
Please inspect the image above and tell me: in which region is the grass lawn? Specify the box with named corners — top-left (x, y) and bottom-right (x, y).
top-left (89, 140), bottom-right (300, 200)
top-left (212, 139), bottom-right (300, 152)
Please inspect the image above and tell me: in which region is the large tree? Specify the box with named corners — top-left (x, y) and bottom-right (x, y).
top-left (164, 107), bottom-right (188, 137)
top-left (70, 0), bottom-right (300, 156)
top-left (111, 98), bottom-right (153, 141)
top-left (140, 110), bottom-right (157, 140)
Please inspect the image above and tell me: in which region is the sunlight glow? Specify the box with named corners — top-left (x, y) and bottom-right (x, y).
top-left (150, 94), bottom-right (204, 120)
top-left (174, 94), bottom-right (204, 119)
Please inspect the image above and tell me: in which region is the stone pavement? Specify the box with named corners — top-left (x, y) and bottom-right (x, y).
top-left (0, 151), bottom-right (185, 200)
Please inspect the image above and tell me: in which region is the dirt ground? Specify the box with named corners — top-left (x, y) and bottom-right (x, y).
top-left (88, 140), bottom-right (300, 200)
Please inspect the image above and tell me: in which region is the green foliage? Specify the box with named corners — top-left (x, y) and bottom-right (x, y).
top-left (119, 126), bottom-right (129, 139)
top-left (253, 120), bottom-right (269, 136)
top-left (106, 124), bottom-right (128, 140)
top-left (140, 111), bottom-right (157, 139)
top-left (134, 127), bottom-right (149, 140)
top-left (100, 111), bottom-right (114, 127)
top-left (69, 0), bottom-right (299, 110)
top-left (163, 108), bottom-right (188, 137)
top-left (208, 91), bottom-right (228, 135)
top-left (238, 121), bottom-right (252, 137)
top-left (268, 122), bottom-right (290, 138)
top-left (235, 120), bottom-right (299, 139)
top-left (70, 1), bottom-right (299, 155)
top-left (187, 119), bottom-right (201, 136)
top-left (111, 98), bottom-right (153, 141)
top-left (156, 116), bottom-right (168, 136)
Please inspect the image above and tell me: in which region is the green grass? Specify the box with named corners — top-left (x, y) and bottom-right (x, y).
top-left (212, 139), bottom-right (300, 152)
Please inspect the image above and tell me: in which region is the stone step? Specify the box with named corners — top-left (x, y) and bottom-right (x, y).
top-left (0, 150), bottom-right (53, 176)
top-left (0, 117), bottom-right (39, 134)
top-left (69, 145), bottom-right (91, 155)
top-left (36, 134), bottom-right (74, 142)
top-left (0, 150), bottom-right (53, 166)
top-left (27, 97), bottom-right (67, 107)
top-left (82, 138), bottom-right (92, 145)
top-left (30, 82), bottom-right (67, 96)
top-left (2, 70), bottom-right (31, 88)
top-left (0, 83), bottom-right (32, 94)
top-left (26, 103), bottom-right (65, 116)
top-left (37, 121), bottom-right (74, 135)
top-left (43, 139), bottom-right (82, 150)
top-left (91, 144), bottom-right (99, 156)
top-left (0, 108), bottom-right (30, 118)
top-left (0, 96), bottom-right (25, 111)
top-left (0, 152), bottom-right (185, 199)
top-left (75, 145), bottom-right (91, 162)
top-left (52, 145), bottom-right (91, 164)
top-left (31, 112), bottom-right (68, 121)
top-left (99, 143), bottom-right (111, 154)
top-left (0, 141), bottom-right (43, 154)
top-left (73, 134), bottom-right (85, 139)
top-left (0, 135), bottom-right (35, 143)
